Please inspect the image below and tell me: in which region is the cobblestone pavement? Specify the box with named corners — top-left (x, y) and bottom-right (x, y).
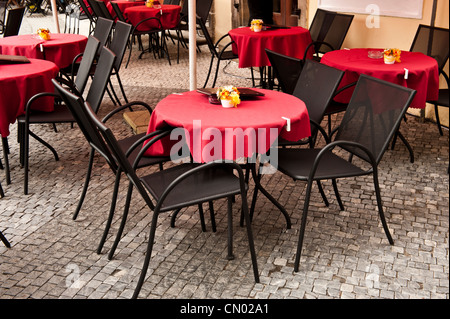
top-left (0, 12), bottom-right (449, 300)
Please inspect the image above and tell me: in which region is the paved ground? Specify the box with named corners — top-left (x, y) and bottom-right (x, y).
top-left (0, 9), bottom-right (449, 301)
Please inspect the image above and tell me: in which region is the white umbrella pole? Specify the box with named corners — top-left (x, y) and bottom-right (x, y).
top-left (50, 0), bottom-right (60, 33)
top-left (188, 0), bottom-right (197, 90)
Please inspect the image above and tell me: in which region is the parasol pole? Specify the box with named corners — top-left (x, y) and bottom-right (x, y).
top-left (188, 0), bottom-right (197, 90)
top-left (50, 0), bottom-right (61, 33)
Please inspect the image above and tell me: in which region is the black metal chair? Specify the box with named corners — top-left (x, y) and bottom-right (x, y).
top-left (53, 82), bottom-right (260, 298)
top-left (303, 8), bottom-right (354, 61)
top-left (264, 75), bottom-right (416, 272)
top-left (1, 6), bottom-right (25, 37)
top-left (17, 46), bottom-right (116, 195)
top-left (248, 59), bottom-right (344, 225)
top-left (107, 21), bottom-right (133, 105)
top-left (95, 0), bottom-right (116, 21)
top-left (265, 48), bottom-right (304, 94)
top-left (174, 0), bottom-right (213, 63)
top-left (78, 0), bottom-right (96, 32)
top-left (200, 19), bottom-right (239, 88)
top-left (64, 2), bottom-right (91, 34)
top-left (125, 15), bottom-right (168, 67)
top-left (410, 24), bottom-right (449, 136)
top-left (85, 0), bottom-right (103, 20)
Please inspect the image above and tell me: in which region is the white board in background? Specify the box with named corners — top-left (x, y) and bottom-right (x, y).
top-left (317, 0), bottom-right (424, 19)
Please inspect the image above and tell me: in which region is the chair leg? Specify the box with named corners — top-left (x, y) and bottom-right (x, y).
top-left (316, 180), bottom-right (329, 207)
top-left (170, 208), bottom-right (182, 228)
top-left (0, 230), bottom-right (11, 248)
top-left (115, 73), bottom-right (130, 106)
top-left (372, 170), bottom-right (394, 245)
top-left (202, 55), bottom-right (215, 88)
top-left (227, 196), bottom-right (234, 260)
top-left (132, 208), bottom-right (160, 299)
top-left (211, 59), bottom-right (222, 88)
top-left (198, 203), bottom-right (207, 232)
top-left (72, 148), bottom-right (95, 220)
top-left (331, 179), bottom-right (344, 211)
top-left (1, 137), bottom-right (11, 185)
top-left (241, 191), bottom-right (260, 283)
top-left (0, 180), bottom-right (4, 198)
top-left (108, 181), bottom-right (133, 260)
top-left (98, 170), bottom-right (123, 255)
top-left (294, 179), bottom-right (314, 272)
top-left (208, 201), bottom-right (216, 232)
top-left (434, 103), bottom-right (444, 136)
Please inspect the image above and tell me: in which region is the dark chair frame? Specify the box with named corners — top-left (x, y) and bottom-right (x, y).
top-left (18, 46), bottom-right (116, 195)
top-left (1, 6), bottom-right (25, 37)
top-left (53, 84), bottom-right (260, 298)
top-left (264, 74), bottom-right (416, 272)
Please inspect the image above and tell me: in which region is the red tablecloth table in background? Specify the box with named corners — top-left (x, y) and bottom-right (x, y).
top-left (228, 26), bottom-right (313, 69)
top-left (0, 33), bottom-right (87, 69)
top-left (106, 0), bottom-right (145, 16)
top-left (124, 4), bottom-right (181, 30)
top-left (145, 89), bottom-right (311, 163)
top-left (0, 59), bottom-right (59, 138)
top-left (321, 48), bottom-right (440, 109)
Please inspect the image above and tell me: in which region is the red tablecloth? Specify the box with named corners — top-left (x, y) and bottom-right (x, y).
top-left (124, 4), bottom-right (181, 30)
top-left (321, 48), bottom-right (440, 109)
top-left (228, 26), bottom-right (313, 69)
top-left (106, 0), bottom-right (145, 16)
top-left (0, 33), bottom-right (87, 69)
top-left (145, 89), bottom-right (311, 162)
top-left (0, 59), bottom-right (59, 137)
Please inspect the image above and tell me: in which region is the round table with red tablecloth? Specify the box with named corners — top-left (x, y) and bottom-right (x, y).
top-left (145, 89), bottom-right (311, 163)
top-left (228, 26), bottom-right (313, 69)
top-left (0, 33), bottom-right (87, 69)
top-left (0, 59), bottom-right (59, 138)
top-left (321, 48), bottom-right (440, 109)
top-left (124, 4), bottom-right (181, 30)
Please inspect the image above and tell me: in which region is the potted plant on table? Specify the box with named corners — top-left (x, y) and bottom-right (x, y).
top-left (217, 86), bottom-right (241, 108)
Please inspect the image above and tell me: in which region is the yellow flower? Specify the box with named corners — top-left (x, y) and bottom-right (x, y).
top-left (384, 48), bottom-right (401, 63)
top-left (217, 86), bottom-right (241, 107)
top-left (37, 28), bottom-right (50, 40)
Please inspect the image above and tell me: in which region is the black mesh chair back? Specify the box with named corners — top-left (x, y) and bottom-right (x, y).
top-left (95, 0), bottom-right (116, 20)
top-left (107, 20), bottom-right (132, 104)
top-left (85, 46), bottom-right (116, 112)
top-left (164, 0), bottom-right (180, 4)
top-left (265, 48), bottom-right (304, 94)
top-left (78, 0), bottom-right (96, 25)
top-left (93, 17), bottom-right (114, 55)
top-left (336, 75), bottom-right (417, 164)
top-left (2, 6), bottom-right (25, 37)
top-left (196, 0), bottom-right (213, 25)
top-left (309, 8), bottom-right (336, 44)
top-left (292, 59), bottom-right (344, 140)
top-left (86, 0), bottom-right (104, 19)
top-left (73, 36), bottom-right (101, 94)
top-left (410, 24), bottom-right (449, 71)
top-left (110, 1), bottom-right (127, 22)
top-left (305, 8), bottom-right (353, 59)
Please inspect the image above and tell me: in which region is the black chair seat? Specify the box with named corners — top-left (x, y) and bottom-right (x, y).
top-left (278, 148), bottom-right (366, 180)
top-left (141, 163), bottom-right (243, 212)
top-left (118, 132), bottom-right (169, 167)
top-left (429, 88), bottom-right (449, 107)
top-left (17, 104), bottom-right (74, 124)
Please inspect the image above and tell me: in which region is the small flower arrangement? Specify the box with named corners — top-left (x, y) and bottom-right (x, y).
top-left (37, 28), bottom-right (50, 40)
top-left (250, 19), bottom-right (263, 32)
top-left (145, 0), bottom-right (154, 8)
top-left (383, 48), bottom-right (401, 64)
top-left (217, 86), bottom-right (241, 108)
